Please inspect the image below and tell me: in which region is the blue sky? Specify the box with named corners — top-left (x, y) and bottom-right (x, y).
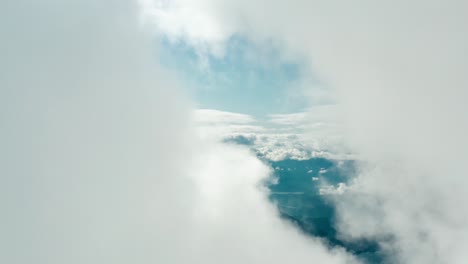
top-left (158, 35), bottom-right (309, 117)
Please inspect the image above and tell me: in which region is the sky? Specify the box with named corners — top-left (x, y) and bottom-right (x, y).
top-left (158, 35), bottom-right (308, 117)
top-left (2, 1), bottom-right (468, 264)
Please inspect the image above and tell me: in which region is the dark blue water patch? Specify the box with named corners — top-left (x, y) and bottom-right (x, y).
top-left (265, 158), bottom-right (388, 263)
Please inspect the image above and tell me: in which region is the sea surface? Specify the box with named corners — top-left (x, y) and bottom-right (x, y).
top-left (265, 158), bottom-right (387, 263)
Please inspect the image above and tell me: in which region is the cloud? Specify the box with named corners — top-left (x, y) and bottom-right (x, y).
top-left (143, 0), bottom-right (468, 263)
top-left (194, 109), bottom-right (266, 141)
top-left (185, 141), bottom-right (356, 264)
top-left (140, 0), bottom-right (234, 56)
top-left (194, 108), bottom-right (348, 161)
top-left (194, 109), bottom-right (257, 124)
top-left (7, 0), bottom-right (468, 263)
top-left (1, 1), bottom-right (194, 263)
top-left (268, 112), bottom-right (307, 126)
top-left (1, 1), bottom-right (357, 264)
top-left (320, 183), bottom-right (350, 196)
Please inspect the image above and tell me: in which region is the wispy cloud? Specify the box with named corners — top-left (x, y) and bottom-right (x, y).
top-left (268, 112), bottom-right (307, 126)
top-left (194, 109), bottom-right (257, 124)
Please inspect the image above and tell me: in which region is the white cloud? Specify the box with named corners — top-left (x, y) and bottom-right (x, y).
top-left (320, 183), bottom-right (349, 196)
top-left (1, 1), bottom-right (193, 263)
top-left (194, 108), bottom-right (349, 161)
top-left (0, 1), bottom-right (357, 264)
top-left (193, 109), bottom-right (265, 141)
top-left (139, 0), bottom-right (235, 56)
top-left (194, 109), bottom-right (257, 124)
top-left (7, 0), bottom-right (468, 263)
top-left (268, 112), bottom-right (307, 126)
top-left (185, 141), bottom-right (356, 264)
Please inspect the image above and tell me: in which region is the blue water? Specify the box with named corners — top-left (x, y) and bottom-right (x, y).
top-left (265, 158), bottom-right (387, 263)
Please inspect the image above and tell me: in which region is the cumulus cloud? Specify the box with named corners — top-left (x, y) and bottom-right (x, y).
top-left (143, 0), bottom-right (468, 263)
top-left (194, 108), bottom-right (346, 161)
top-left (1, 1), bottom-right (358, 264)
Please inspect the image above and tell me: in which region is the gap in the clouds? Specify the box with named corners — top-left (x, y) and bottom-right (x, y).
top-left (157, 35), bottom-right (309, 117)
